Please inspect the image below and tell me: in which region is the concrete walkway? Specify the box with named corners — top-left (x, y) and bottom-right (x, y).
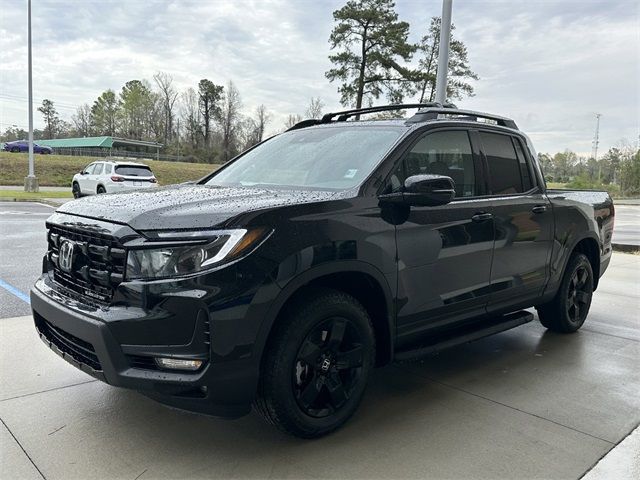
top-left (1, 253), bottom-right (638, 479)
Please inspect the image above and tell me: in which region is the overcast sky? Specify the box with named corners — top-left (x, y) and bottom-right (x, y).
top-left (1, 0), bottom-right (638, 155)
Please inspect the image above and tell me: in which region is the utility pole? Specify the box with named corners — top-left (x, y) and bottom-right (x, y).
top-left (592, 113), bottom-right (602, 182)
top-left (434, 0), bottom-right (453, 104)
top-left (25, 0), bottom-right (38, 192)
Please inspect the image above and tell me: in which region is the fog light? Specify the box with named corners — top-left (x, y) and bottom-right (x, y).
top-left (154, 357), bottom-right (203, 371)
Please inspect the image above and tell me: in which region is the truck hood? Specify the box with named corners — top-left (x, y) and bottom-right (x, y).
top-left (57, 184), bottom-right (345, 231)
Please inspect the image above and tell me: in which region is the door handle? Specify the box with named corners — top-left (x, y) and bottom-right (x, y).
top-left (531, 205), bottom-right (547, 214)
top-left (471, 212), bottom-right (493, 222)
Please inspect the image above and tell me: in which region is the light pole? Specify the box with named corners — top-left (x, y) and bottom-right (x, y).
top-left (434, 0), bottom-right (453, 105)
top-left (24, 0), bottom-right (38, 192)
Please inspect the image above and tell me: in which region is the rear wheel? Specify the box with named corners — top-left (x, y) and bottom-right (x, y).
top-left (97, 185), bottom-right (106, 194)
top-left (254, 288), bottom-right (375, 438)
top-left (72, 182), bottom-right (81, 198)
top-left (536, 253), bottom-right (594, 333)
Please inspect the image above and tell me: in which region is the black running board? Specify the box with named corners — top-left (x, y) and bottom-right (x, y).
top-left (394, 310), bottom-right (534, 361)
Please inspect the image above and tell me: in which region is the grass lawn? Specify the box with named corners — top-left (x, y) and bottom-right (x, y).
top-left (0, 152), bottom-right (219, 187)
top-left (0, 189), bottom-right (73, 200)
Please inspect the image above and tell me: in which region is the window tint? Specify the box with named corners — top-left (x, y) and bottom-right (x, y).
top-left (391, 130), bottom-right (476, 197)
top-left (115, 165), bottom-right (153, 176)
top-left (480, 132), bottom-right (525, 195)
top-left (84, 164), bottom-right (96, 174)
top-left (513, 138), bottom-right (534, 191)
top-left (93, 163), bottom-right (104, 175)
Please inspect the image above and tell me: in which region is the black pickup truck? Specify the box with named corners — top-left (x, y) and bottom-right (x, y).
top-left (31, 104), bottom-right (614, 438)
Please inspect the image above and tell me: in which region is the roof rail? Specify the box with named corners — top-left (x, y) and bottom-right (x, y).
top-left (407, 108), bottom-right (518, 130)
top-left (321, 103), bottom-right (444, 123)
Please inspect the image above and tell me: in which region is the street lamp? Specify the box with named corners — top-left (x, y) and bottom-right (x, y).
top-left (24, 0), bottom-right (39, 192)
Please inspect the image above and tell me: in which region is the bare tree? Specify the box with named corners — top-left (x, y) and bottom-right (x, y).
top-left (181, 88), bottom-right (201, 147)
top-left (284, 114), bottom-right (303, 130)
top-left (219, 81), bottom-right (243, 162)
top-left (243, 104), bottom-right (272, 149)
top-left (153, 72), bottom-right (179, 143)
top-left (72, 104), bottom-right (93, 137)
top-left (305, 97), bottom-right (325, 119)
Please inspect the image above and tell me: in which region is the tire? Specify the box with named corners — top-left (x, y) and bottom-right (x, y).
top-left (97, 185), bottom-right (106, 194)
top-left (536, 253), bottom-right (594, 333)
top-left (72, 182), bottom-right (81, 199)
top-left (11, 147), bottom-right (20, 153)
top-left (254, 288), bottom-right (375, 438)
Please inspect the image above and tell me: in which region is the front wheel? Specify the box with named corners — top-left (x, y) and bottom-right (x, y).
top-left (72, 182), bottom-right (81, 199)
top-left (536, 253), bottom-right (594, 333)
top-left (254, 288), bottom-right (375, 438)
top-left (11, 147), bottom-right (20, 153)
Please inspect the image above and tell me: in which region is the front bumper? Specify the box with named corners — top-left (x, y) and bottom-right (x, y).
top-left (31, 276), bottom-right (264, 418)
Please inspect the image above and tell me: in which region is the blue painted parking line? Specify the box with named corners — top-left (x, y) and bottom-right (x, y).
top-left (0, 279), bottom-right (30, 304)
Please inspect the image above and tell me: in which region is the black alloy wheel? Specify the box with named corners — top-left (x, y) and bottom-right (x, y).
top-left (293, 317), bottom-right (365, 418)
top-left (537, 252), bottom-right (594, 333)
top-left (565, 264), bottom-right (592, 324)
top-left (254, 288), bottom-right (375, 438)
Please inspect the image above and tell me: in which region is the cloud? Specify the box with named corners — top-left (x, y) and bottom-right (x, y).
top-left (1, 0), bottom-right (638, 155)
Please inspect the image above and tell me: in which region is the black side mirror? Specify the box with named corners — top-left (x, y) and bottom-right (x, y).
top-left (380, 174), bottom-right (455, 207)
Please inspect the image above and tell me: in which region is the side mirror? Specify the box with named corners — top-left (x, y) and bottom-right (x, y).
top-left (380, 174), bottom-right (455, 207)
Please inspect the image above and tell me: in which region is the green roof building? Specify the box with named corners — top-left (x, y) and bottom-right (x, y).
top-left (37, 136), bottom-right (163, 159)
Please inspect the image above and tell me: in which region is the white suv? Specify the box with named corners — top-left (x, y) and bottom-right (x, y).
top-left (72, 161), bottom-right (158, 198)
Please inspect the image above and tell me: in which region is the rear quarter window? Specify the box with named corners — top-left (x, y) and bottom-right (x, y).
top-left (115, 165), bottom-right (153, 176)
top-left (480, 132), bottom-right (528, 195)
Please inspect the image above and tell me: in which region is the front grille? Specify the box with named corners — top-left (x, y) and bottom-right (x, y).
top-left (36, 316), bottom-right (102, 371)
top-left (48, 224), bottom-right (126, 304)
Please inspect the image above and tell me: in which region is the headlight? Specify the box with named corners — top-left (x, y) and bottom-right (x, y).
top-left (126, 228), bottom-right (269, 280)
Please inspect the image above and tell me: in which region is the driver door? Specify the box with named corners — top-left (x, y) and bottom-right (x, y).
top-left (391, 128), bottom-right (496, 348)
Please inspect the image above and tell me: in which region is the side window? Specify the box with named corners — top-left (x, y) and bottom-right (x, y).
top-left (512, 138), bottom-right (535, 191)
top-left (480, 131), bottom-right (527, 195)
top-left (93, 163), bottom-right (104, 175)
top-left (104, 164), bottom-right (112, 174)
top-left (84, 163), bottom-right (96, 174)
top-left (391, 130), bottom-right (476, 197)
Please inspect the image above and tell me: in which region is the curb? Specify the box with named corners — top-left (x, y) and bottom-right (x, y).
top-left (613, 243), bottom-right (640, 254)
top-left (1, 198), bottom-right (64, 207)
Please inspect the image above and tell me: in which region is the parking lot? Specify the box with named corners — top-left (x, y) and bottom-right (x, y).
top-left (1, 201), bottom-right (639, 479)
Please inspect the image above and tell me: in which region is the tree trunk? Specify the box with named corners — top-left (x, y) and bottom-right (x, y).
top-left (355, 27), bottom-right (368, 119)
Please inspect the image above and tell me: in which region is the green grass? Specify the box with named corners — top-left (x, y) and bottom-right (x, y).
top-left (0, 189), bottom-right (73, 200)
top-left (0, 152), bottom-right (219, 187)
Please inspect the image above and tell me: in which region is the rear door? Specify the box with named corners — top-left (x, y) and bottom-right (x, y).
top-left (78, 163), bottom-right (96, 192)
top-left (477, 130), bottom-right (553, 312)
top-left (391, 128), bottom-right (496, 347)
top-left (90, 162), bottom-right (104, 193)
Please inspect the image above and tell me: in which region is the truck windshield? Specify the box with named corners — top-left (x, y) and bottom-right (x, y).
top-left (205, 126), bottom-right (404, 190)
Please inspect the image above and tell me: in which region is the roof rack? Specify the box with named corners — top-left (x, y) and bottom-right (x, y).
top-left (286, 103), bottom-right (517, 131)
top-left (321, 103), bottom-right (445, 123)
top-left (407, 108), bottom-right (518, 130)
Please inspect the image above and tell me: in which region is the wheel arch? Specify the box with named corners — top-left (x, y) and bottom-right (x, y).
top-left (571, 236), bottom-right (600, 289)
top-left (256, 261), bottom-right (395, 370)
